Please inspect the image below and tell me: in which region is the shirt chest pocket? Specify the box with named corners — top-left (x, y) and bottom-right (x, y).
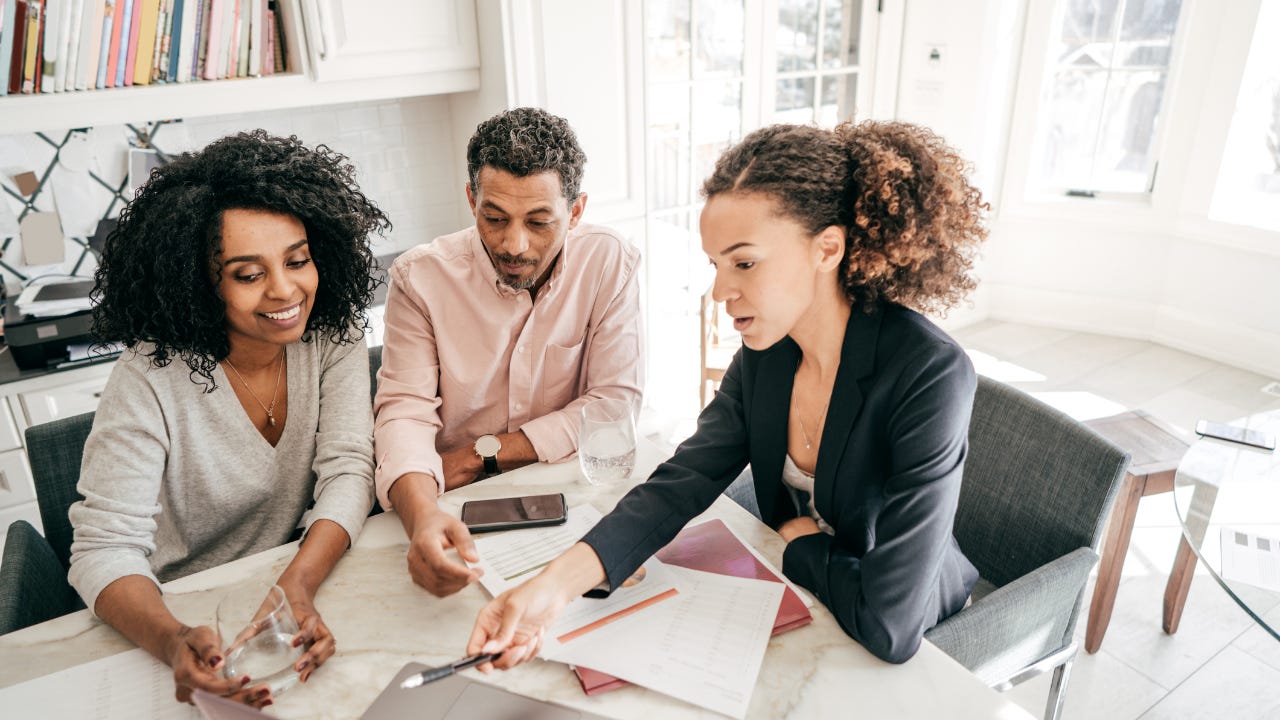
top-left (539, 336), bottom-right (586, 409)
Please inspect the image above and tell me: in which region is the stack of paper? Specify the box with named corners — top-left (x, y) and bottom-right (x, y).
top-left (14, 278), bottom-right (95, 317)
top-left (470, 506), bottom-right (785, 719)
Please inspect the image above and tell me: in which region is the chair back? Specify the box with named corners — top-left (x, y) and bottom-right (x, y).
top-left (368, 344), bottom-right (382, 405)
top-left (956, 376), bottom-right (1129, 588)
top-left (24, 411), bottom-right (96, 570)
top-left (0, 520), bottom-right (85, 635)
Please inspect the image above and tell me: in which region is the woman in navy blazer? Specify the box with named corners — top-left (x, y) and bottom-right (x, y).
top-left (467, 121), bottom-right (990, 666)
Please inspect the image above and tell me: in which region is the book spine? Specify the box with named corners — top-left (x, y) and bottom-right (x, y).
top-left (234, 0), bottom-right (247, 77)
top-left (7, 0), bottom-right (26, 94)
top-left (215, 0), bottom-right (230, 79)
top-left (122, 0), bottom-right (140, 84)
top-left (82, 0), bottom-right (105, 90)
top-left (166, 0), bottom-right (182, 81)
top-left (270, 0), bottom-right (283, 73)
top-left (59, 0), bottom-right (82, 91)
top-left (219, 0), bottom-right (233, 79)
top-left (148, 0), bottom-right (164, 82)
top-left (73, 0), bottom-right (97, 90)
top-left (39, 0), bottom-right (56, 91)
top-left (20, 0), bottom-right (38, 93)
top-left (112, 0), bottom-right (132, 85)
top-left (245, 0), bottom-right (258, 76)
top-left (105, 0), bottom-right (127, 86)
top-left (131, 0), bottom-right (156, 85)
top-left (95, 1), bottom-right (114, 88)
top-left (200, 0), bottom-right (219, 79)
top-left (192, 0), bottom-right (209, 79)
top-left (0, 0), bottom-right (14, 97)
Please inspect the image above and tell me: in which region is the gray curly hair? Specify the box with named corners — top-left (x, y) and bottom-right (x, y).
top-left (466, 107), bottom-right (587, 201)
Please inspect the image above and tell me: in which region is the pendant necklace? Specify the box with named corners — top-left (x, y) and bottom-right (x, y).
top-left (224, 350), bottom-right (286, 428)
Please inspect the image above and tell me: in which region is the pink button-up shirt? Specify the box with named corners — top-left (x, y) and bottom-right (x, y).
top-left (373, 223), bottom-right (644, 507)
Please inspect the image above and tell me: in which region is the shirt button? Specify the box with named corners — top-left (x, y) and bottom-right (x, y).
top-left (515, 403), bottom-right (523, 411)
top-left (518, 346), bottom-right (526, 353)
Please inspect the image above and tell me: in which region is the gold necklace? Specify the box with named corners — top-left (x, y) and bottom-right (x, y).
top-left (796, 398), bottom-right (831, 450)
top-left (224, 350), bottom-right (286, 428)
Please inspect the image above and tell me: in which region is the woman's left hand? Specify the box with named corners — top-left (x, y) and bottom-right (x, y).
top-left (285, 592), bottom-right (335, 683)
top-left (778, 516), bottom-right (822, 543)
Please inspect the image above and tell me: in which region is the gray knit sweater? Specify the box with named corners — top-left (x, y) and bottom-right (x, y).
top-left (68, 336), bottom-right (375, 613)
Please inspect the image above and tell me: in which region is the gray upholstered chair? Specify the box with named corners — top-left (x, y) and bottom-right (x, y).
top-left (368, 343), bottom-right (382, 405)
top-left (925, 376), bottom-right (1129, 720)
top-left (0, 411), bottom-right (96, 635)
top-left (0, 520), bottom-right (84, 635)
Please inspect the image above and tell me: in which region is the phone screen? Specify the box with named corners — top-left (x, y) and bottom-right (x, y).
top-left (461, 494), bottom-right (567, 529)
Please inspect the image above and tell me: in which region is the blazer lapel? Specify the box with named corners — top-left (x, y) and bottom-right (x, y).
top-left (750, 338), bottom-right (800, 525)
top-left (812, 307), bottom-right (883, 523)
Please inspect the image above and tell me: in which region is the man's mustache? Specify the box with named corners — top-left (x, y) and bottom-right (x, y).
top-left (494, 253), bottom-right (537, 267)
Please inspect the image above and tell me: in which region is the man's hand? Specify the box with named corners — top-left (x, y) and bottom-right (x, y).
top-left (777, 516), bottom-right (822, 543)
top-left (406, 508), bottom-right (485, 596)
top-left (440, 446), bottom-right (483, 491)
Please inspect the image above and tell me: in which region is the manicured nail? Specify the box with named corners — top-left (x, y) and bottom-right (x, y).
top-left (296, 660), bottom-right (309, 672)
top-left (257, 688), bottom-right (270, 699)
top-left (210, 655), bottom-right (222, 667)
top-left (239, 676), bottom-right (251, 687)
top-left (263, 700), bottom-right (273, 707)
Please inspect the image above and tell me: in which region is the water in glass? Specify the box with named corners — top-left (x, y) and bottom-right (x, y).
top-left (579, 398), bottom-right (636, 485)
top-left (217, 583), bottom-right (303, 695)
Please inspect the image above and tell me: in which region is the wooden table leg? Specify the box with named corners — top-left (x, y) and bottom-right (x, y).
top-left (1086, 473), bottom-right (1144, 653)
top-left (1163, 536), bottom-right (1197, 634)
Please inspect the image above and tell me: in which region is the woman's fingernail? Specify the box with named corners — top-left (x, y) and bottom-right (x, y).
top-left (240, 676), bottom-right (251, 687)
top-left (210, 656), bottom-right (222, 667)
top-left (263, 700), bottom-right (273, 707)
top-left (257, 688), bottom-right (270, 699)
top-left (296, 660), bottom-right (309, 672)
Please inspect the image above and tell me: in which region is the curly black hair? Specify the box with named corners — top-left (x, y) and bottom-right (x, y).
top-left (466, 107), bottom-right (586, 200)
top-left (702, 121), bottom-right (988, 316)
top-left (92, 130), bottom-right (390, 388)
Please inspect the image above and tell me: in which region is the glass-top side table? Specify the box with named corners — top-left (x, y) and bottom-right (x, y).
top-left (1173, 410), bottom-right (1280, 640)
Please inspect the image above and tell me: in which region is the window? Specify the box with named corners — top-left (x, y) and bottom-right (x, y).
top-left (641, 0), bottom-right (878, 413)
top-left (1030, 0), bottom-right (1185, 195)
top-left (773, 0), bottom-right (866, 127)
top-left (1209, 0), bottom-right (1280, 232)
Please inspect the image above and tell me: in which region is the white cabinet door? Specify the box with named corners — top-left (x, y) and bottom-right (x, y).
top-left (0, 448), bottom-right (37, 511)
top-left (19, 376), bottom-right (109, 428)
top-left (301, 0), bottom-right (479, 82)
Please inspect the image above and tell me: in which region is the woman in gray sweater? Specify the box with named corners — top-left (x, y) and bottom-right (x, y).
top-left (67, 131), bottom-right (389, 709)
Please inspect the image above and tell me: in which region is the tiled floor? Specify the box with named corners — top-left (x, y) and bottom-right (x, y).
top-left (642, 319), bottom-right (1280, 720)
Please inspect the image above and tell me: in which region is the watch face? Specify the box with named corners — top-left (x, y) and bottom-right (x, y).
top-left (475, 435), bottom-right (502, 457)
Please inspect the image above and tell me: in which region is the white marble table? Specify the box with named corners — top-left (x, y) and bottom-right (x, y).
top-left (0, 440), bottom-right (1033, 719)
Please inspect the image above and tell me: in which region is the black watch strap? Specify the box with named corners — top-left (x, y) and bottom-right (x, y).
top-left (482, 454), bottom-right (499, 476)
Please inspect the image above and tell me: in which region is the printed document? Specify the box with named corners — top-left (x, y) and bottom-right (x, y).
top-left (471, 505), bottom-right (679, 641)
top-left (542, 565), bottom-right (784, 719)
top-left (0, 647), bottom-right (200, 719)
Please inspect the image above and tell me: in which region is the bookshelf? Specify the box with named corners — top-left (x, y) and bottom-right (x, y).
top-left (0, 0), bottom-right (480, 136)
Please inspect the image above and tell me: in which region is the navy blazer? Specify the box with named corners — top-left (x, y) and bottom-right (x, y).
top-left (582, 303), bottom-right (979, 663)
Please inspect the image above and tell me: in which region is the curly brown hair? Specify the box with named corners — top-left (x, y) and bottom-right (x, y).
top-left (701, 121), bottom-right (988, 315)
top-left (466, 107), bottom-right (586, 201)
top-left (93, 130), bottom-right (390, 388)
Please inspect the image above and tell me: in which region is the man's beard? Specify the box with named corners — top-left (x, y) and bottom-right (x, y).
top-left (494, 253), bottom-right (538, 290)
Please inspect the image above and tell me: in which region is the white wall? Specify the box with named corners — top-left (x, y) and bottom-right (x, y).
top-left (892, 0), bottom-right (1280, 378)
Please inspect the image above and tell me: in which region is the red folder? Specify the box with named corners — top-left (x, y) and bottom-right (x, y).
top-left (571, 518), bottom-right (812, 695)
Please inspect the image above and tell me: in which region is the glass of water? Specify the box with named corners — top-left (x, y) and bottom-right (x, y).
top-left (216, 583), bottom-right (304, 696)
top-left (579, 397), bottom-right (637, 485)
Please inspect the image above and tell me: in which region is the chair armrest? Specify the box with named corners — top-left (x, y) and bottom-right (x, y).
top-left (924, 546), bottom-right (1098, 686)
top-left (0, 521), bottom-right (85, 636)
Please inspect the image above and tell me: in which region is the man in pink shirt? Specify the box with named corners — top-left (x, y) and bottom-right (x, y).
top-left (374, 107), bottom-right (644, 596)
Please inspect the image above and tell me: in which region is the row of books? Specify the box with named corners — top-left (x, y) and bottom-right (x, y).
top-left (0, 0), bottom-right (290, 97)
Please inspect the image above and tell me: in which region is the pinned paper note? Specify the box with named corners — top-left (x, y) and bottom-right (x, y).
top-left (11, 171), bottom-right (39, 197)
top-left (20, 212), bottom-right (67, 265)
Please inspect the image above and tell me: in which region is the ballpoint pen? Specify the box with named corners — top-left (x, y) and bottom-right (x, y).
top-left (399, 653), bottom-right (502, 689)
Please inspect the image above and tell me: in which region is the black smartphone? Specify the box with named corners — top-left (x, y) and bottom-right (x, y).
top-left (1194, 420), bottom-right (1276, 451)
top-left (460, 493), bottom-right (568, 533)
